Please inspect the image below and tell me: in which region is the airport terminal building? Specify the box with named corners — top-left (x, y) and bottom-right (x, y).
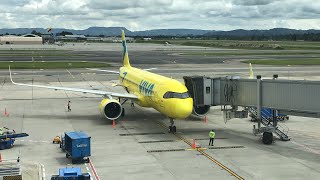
top-left (0, 34), bottom-right (43, 45)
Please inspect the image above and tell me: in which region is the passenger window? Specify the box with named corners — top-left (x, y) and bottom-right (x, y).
top-left (206, 87), bottom-right (210, 94)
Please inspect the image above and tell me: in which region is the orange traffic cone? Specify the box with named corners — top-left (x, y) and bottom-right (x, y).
top-left (0, 153), bottom-right (2, 162)
top-left (192, 139), bottom-right (196, 149)
top-left (112, 120), bottom-right (116, 128)
top-left (204, 116), bottom-right (207, 124)
top-left (3, 108), bottom-right (9, 117)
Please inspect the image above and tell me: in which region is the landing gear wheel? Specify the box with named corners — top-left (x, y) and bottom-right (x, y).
top-left (262, 132), bottom-right (273, 145)
top-left (172, 126), bottom-right (176, 133)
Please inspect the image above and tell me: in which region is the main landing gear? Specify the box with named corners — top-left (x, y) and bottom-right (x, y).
top-left (169, 118), bottom-right (176, 133)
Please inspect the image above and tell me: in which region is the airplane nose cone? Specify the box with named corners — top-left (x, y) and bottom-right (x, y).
top-left (174, 98), bottom-right (193, 119)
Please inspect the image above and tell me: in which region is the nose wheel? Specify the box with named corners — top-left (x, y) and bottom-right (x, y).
top-left (169, 118), bottom-right (176, 133)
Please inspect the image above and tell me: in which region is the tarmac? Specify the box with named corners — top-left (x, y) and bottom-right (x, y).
top-left (0, 43), bottom-right (320, 179)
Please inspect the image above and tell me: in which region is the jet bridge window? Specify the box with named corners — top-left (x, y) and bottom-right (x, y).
top-left (163, 91), bottom-right (190, 99)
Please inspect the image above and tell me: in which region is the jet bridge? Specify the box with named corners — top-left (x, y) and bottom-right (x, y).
top-left (184, 75), bottom-right (320, 144)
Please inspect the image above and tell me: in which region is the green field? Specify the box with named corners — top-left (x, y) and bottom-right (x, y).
top-left (0, 53), bottom-right (78, 57)
top-left (0, 61), bottom-right (110, 69)
top-left (181, 51), bottom-right (320, 56)
top-left (243, 59), bottom-right (320, 65)
top-left (141, 39), bottom-right (320, 50)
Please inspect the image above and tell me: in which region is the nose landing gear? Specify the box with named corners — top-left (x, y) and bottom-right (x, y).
top-left (169, 118), bottom-right (176, 133)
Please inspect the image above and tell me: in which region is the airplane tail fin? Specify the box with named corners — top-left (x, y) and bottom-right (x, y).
top-left (249, 63), bottom-right (254, 79)
top-left (121, 30), bottom-right (131, 67)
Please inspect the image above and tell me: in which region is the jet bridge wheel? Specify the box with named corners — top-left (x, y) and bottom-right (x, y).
top-left (262, 132), bottom-right (273, 145)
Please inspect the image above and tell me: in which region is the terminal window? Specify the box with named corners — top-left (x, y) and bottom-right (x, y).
top-left (206, 87), bottom-right (210, 94)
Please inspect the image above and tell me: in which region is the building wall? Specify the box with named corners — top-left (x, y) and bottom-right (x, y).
top-left (0, 36), bottom-right (43, 45)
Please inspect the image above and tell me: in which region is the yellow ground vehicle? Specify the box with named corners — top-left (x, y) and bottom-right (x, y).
top-left (53, 136), bottom-right (61, 144)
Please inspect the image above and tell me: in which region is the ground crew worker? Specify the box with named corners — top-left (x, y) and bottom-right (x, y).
top-left (0, 127), bottom-right (3, 135)
top-left (67, 101), bottom-right (71, 112)
top-left (209, 129), bottom-right (215, 146)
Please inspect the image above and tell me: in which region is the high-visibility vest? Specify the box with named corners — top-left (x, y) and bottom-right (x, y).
top-left (209, 131), bottom-right (215, 138)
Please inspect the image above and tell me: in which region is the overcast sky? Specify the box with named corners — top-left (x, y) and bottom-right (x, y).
top-left (0, 0), bottom-right (319, 31)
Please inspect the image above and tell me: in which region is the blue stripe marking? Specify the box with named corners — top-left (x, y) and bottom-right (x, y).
top-left (139, 80), bottom-right (155, 96)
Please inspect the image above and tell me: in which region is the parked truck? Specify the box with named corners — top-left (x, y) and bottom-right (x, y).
top-left (64, 131), bottom-right (91, 164)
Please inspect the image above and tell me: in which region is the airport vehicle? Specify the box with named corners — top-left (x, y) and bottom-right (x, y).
top-left (51, 167), bottom-right (90, 180)
top-left (53, 136), bottom-right (61, 144)
top-left (250, 108), bottom-right (289, 122)
top-left (64, 131), bottom-right (91, 164)
top-left (0, 132), bottom-right (29, 150)
top-left (9, 30), bottom-right (196, 133)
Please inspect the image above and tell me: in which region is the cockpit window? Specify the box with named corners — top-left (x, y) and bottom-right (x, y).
top-left (163, 91), bottom-right (190, 99)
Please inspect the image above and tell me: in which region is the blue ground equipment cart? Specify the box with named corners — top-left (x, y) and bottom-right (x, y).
top-left (64, 131), bottom-right (91, 164)
top-left (0, 128), bottom-right (29, 150)
top-left (51, 167), bottom-right (90, 180)
top-left (250, 108), bottom-right (289, 122)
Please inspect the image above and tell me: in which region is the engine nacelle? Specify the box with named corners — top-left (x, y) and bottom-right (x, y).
top-left (193, 105), bottom-right (210, 116)
top-left (99, 98), bottom-right (123, 120)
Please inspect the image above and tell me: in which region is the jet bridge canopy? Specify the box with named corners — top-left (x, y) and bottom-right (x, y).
top-left (184, 76), bottom-right (320, 117)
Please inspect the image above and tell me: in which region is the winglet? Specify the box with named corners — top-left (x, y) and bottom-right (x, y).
top-left (121, 30), bottom-right (131, 67)
top-left (249, 63), bottom-right (254, 79)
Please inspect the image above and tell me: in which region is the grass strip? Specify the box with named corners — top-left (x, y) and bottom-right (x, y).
top-left (243, 59), bottom-right (320, 65)
top-left (0, 61), bottom-right (110, 69)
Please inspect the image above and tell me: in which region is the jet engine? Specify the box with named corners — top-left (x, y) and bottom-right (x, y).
top-left (99, 98), bottom-right (123, 120)
top-left (193, 105), bottom-right (210, 116)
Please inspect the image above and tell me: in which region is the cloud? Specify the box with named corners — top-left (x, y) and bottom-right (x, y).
top-left (0, 0), bottom-right (318, 30)
top-left (232, 0), bottom-right (278, 6)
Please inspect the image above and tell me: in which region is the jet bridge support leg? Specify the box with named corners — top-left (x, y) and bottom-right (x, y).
top-left (253, 76), bottom-right (274, 144)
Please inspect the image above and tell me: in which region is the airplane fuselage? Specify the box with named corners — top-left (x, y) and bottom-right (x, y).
top-left (119, 66), bottom-right (193, 119)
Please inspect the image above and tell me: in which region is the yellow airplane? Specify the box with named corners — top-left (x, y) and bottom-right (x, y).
top-left (9, 30), bottom-right (193, 132)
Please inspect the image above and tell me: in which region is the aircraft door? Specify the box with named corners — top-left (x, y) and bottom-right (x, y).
top-left (155, 85), bottom-right (165, 109)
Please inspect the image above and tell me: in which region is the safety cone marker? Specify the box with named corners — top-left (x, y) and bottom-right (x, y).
top-left (0, 153), bottom-right (2, 162)
top-left (112, 120), bottom-right (116, 128)
top-left (204, 116), bottom-right (207, 124)
top-left (192, 139), bottom-right (196, 149)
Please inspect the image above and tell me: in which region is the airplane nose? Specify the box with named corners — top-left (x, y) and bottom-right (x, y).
top-left (175, 98), bottom-right (193, 119)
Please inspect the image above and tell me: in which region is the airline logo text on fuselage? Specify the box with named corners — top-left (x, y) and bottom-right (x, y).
top-left (139, 80), bottom-right (154, 96)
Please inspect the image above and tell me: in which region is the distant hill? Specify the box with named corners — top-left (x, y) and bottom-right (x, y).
top-left (205, 28), bottom-right (320, 36)
top-left (0, 27), bottom-right (319, 37)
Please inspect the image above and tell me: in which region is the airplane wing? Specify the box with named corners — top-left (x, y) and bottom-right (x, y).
top-left (9, 67), bottom-right (138, 99)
